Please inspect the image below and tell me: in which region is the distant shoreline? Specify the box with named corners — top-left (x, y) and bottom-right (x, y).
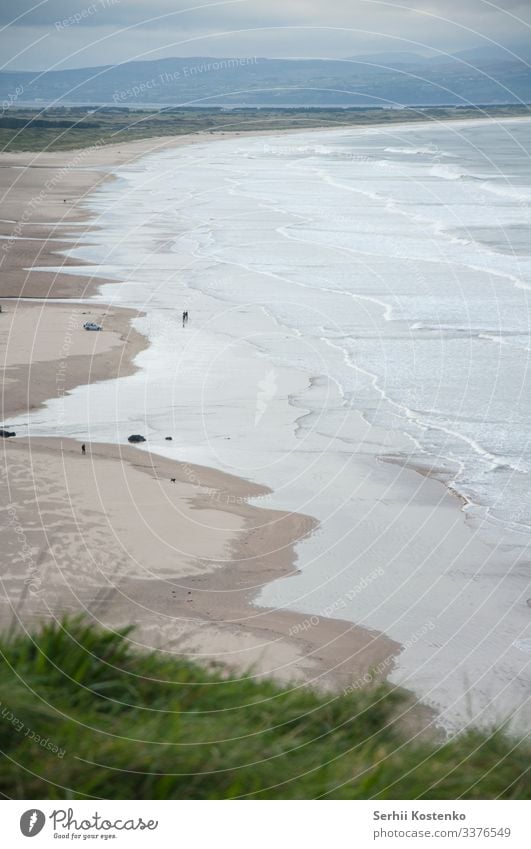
top-left (1, 103), bottom-right (529, 153)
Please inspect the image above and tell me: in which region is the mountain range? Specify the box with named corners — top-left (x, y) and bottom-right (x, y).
top-left (1, 47), bottom-right (529, 108)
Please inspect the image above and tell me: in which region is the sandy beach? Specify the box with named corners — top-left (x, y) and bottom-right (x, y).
top-left (0, 136), bottom-right (406, 707)
top-left (1, 436), bottom-right (401, 693)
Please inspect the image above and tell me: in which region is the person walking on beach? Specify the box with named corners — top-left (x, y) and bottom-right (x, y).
top-left (81, 444), bottom-right (86, 455)
top-left (182, 310), bottom-right (189, 327)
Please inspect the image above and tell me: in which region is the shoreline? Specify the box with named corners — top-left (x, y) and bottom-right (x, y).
top-left (0, 130), bottom-right (428, 724)
top-left (1, 298), bottom-right (147, 420)
top-left (1, 434), bottom-right (406, 698)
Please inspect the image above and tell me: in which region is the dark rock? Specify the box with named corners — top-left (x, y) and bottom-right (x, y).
top-left (127, 434), bottom-right (146, 443)
top-left (0, 429), bottom-right (16, 438)
top-left (165, 436), bottom-right (173, 440)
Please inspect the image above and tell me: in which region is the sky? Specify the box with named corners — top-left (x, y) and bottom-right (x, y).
top-left (1, 0), bottom-right (530, 70)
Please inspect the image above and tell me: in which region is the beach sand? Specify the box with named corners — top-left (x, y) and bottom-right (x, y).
top-left (0, 135), bottom-right (410, 707)
top-left (1, 299), bottom-right (146, 419)
top-left (1, 437), bottom-right (399, 693)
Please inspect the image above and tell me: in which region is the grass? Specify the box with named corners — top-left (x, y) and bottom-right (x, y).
top-left (0, 618), bottom-right (528, 799)
top-left (1, 104), bottom-right (530, 152)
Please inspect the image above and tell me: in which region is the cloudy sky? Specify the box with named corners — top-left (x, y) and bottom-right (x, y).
top-left (1, 0), bottom-right (530, 70)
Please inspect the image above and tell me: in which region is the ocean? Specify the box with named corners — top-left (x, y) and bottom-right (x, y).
top-left (25, 117), bottom-right (531, 730)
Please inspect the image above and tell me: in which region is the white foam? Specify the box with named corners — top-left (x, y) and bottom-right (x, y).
top-left (384, 145), bottom-right (454, 157)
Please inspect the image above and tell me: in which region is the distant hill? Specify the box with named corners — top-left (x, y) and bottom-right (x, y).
top-left (443, 45), bottom-right (531, 66)
top-left (1, 51), bottom-right (529, 108)
top-left (345, 52), bottom-right (433, 66)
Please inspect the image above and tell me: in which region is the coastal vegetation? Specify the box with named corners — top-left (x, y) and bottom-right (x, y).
top-left (0, 618), bottom-right (528, 799)
top-left (1, 104), bottom-right (529, 152)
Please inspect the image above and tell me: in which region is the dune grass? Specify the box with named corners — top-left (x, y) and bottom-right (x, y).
top-left (0, 618), bottom-right (528, 799)
top-left (1, 105), bottom-right (530, 152)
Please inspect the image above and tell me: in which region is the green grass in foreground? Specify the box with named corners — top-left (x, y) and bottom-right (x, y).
top-left (0, 618), bottom-right (528, 799)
